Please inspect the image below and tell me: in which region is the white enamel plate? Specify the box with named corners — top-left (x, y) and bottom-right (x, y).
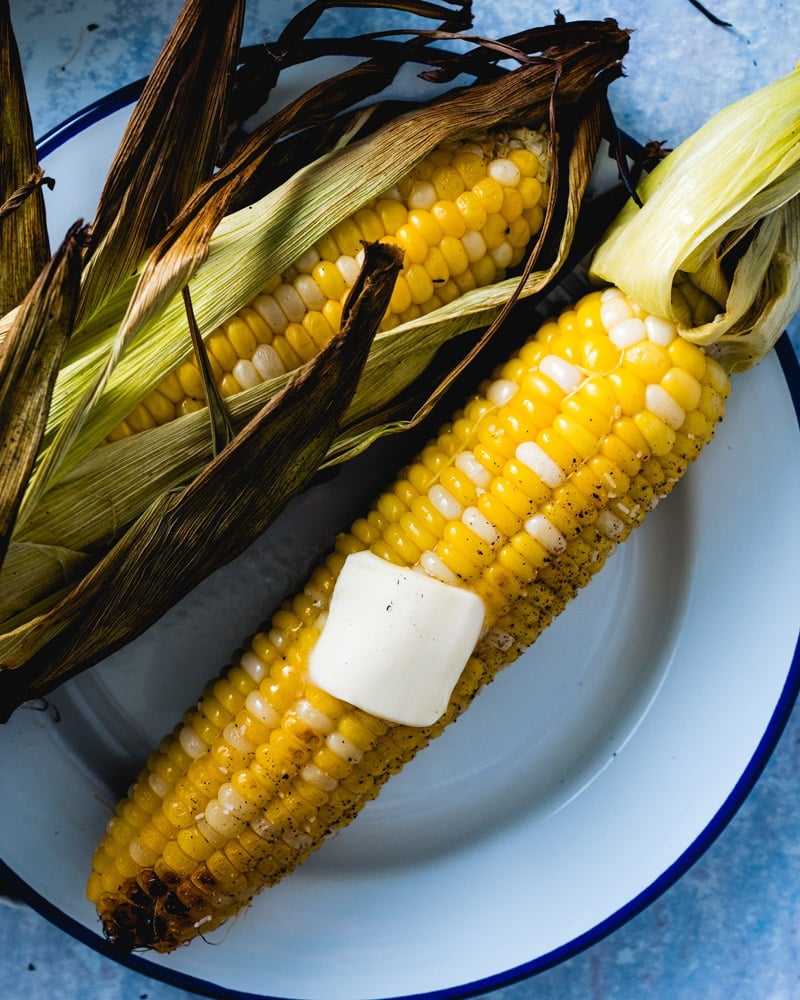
top-left (1, 73), bottom-right (800, 1000)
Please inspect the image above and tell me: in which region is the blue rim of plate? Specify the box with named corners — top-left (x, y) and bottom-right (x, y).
top-left (5, 81), bottom-right (800, 1000)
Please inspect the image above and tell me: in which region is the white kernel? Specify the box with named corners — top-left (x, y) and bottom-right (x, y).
top-left (252, 292), bottom-right (288, 334)
top-left (596, 509), bottom-right (626, 539)
top-left (294, 245), bottom-right (321, 273)
top-left (490, 241), bottom-right (514, 270)
top-left (204, 798), bottom-right (245, 838)
top-left (239, 649), bottom-right (268, 683)
top-left (273, 282), bottom-right (306, 322)
top-left (268, 627), bottom-right (288, 650)
top-left (147, 772), bottom-right (170, 798)
top-left (462, 229), bottom-right (488, 262)
top-left (128, 839), bottom-right (157, 867)
top-left (326, 731), bottom-right (363, 763)
top-left (600, 296), bottom-right (634, 331)
top-left (408, 180), bottom-right (437, 210)
top-left (646, 383), bottom-right (686, 429)
top-left (281, 830), bottom-right (315, 850)
top-left (178, 724), bottom-right (207, 760)
top-left (515, 440), bottom-right (564, 488)
top-left (428, 484), bottom-right (464, 519)
top-left (251, 343), bottom-right (287, 381)
top-left (301, 763), bottom-right (338, 792)
top-left (486, 378), bottom-right (518, 405)
top-left (644, 315), bottom-right (677, 345)
top-left (539, 354), bottom-right (584, 394)
top-left (488, 157), bottom-right (522, 187)
top-left (222, 720), bottom-right (255, 754)
top-left (293, 273), bottom-right (326, 311)
top-left (462, 506), bottom-right (500, 545)
top-left (244, 689), bottom-right (279, 726)
top-left (455, 450), bottom-right (491, 488)
top-left (600, 286), bottom-right (625, 301)
top-left (218, 781), bottom-right (251, 816)
top-left (419, 549), bottom-right (460, 585)
top-left (294, 698), bottom-right (336, 734)
top-left (608, 316), bottom-right (647, 348)
top-left (232, 358), bottom-right (261, 390)
top-left (335, 254), bottom-right (360, 287)
top-left (250, 816), bottom-right (276, 841)
top-left (524, 513), bottom-right (566, 553)
top-left (196, 817), bottom-right (227, 850)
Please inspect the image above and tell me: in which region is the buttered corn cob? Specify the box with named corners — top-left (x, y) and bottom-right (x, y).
top-left (107, 127), bottom-right (550, 440)
top-left (88, 286), bottom-right (729, 951)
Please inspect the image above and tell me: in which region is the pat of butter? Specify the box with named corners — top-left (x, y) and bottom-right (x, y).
top-left (308, 551), bottom-right (485, 726)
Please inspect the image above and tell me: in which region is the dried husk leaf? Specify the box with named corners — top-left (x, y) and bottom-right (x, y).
top-left (0, 0), bottom-right (50, 316)
top-left (77, 0), bottom-right (247, 323)
top-left (0, 222), bottom-right (86, 569)
top-left (0, 242), bottom-right (402, 717)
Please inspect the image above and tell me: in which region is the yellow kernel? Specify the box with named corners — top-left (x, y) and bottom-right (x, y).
top-left (633, 410), bottom-right (677, 457)
top-left (552, 413), bottom-right (599, 460)
top-left (322, 299), bottom-right (342, 332)
top-left (523, 204), bottom-right (545, 236)
top-left (127, 404), bottom-right (156, 433)
top-left (608, 368), bottom-right (646, 416)
top-left (312, 259), bottom-right (346, 300)
top-left (384, 272), bottom-right (410, 315)
top-left (272, 335), bottom-right (304, 372)
top-left (509, 147), bottom-right (540, 178)
top-left (141, 389), bottom-right (176, 425)
top-left (157, 370), bottom-right (186, 404)
top-left (456, 190), bottom-right (488, 230)
top-left (219, 372), bottom-right (241, 398)
top-left (453, 150), bottom-right (486, 187)
top-left (353, 207), bottom-right (384, 242)
top-left (331, 218), bottom-right (364, 256)
top-left (476, 489), bottom-right (520, 537)
top-left (501, 186), bottom-right (524, 222)
top-left (518, 175), bottom-right (543, 209)
top-left (669, 335), bottom-right (708, 381)
top-left (405, 263), bottom-right (435, 304)
top-left (222, 315), bottom-right (258, 359)
top-left (432, 199), bottom-right (466, 238)
top-left (623, 340), bottom-right (672, 384)
top-left (470, 254), bottom-right (496, 287)
top-left (423, 245), bottom-right (450, 284)
top-left (408, 208), bottom-right (443, 245)
top-left (482, 213), bottom-right (510, 250)
top-left (600, 432), bottom-right (642, 477)
top-left (471, 176), bottom-right (504, 213)
top-left (661, 367), bottom-right (702, 411)
top-left (302, 311), bottom-right (335, 350)
top-left (431, 164), bottom-right (465, 200)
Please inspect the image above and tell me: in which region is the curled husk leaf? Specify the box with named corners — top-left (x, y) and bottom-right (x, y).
top-left (590, 63), bottom-right (800, 372)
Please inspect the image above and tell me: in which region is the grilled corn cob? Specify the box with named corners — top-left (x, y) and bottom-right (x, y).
top-left (88, 286), bottom-right (729, 951)
top-left (107, 126), bottom-right (550, 440)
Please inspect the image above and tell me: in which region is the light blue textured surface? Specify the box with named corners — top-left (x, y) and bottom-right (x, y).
top-left (4, 1), bottom-right (800, 998)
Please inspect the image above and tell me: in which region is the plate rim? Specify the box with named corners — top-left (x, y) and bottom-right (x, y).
top-left (8, 84), bottom-right (800, 1000)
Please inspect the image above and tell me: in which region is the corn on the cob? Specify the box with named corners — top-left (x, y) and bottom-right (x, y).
top-left (88, 285), bottom-right (729, 951)
top-left (107, 126), bottom-right (550, 440)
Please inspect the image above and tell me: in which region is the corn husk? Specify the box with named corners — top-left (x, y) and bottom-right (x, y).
top-left (590, 63), bottom-right (800, 372)
top-left (0, 0), bottom-right (50, 315)
top-left (0, 1), bottom-right (630, 716)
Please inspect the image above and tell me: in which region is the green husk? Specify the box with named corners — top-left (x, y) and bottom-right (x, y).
top-left (590, 63), bottom-right (800, 372)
